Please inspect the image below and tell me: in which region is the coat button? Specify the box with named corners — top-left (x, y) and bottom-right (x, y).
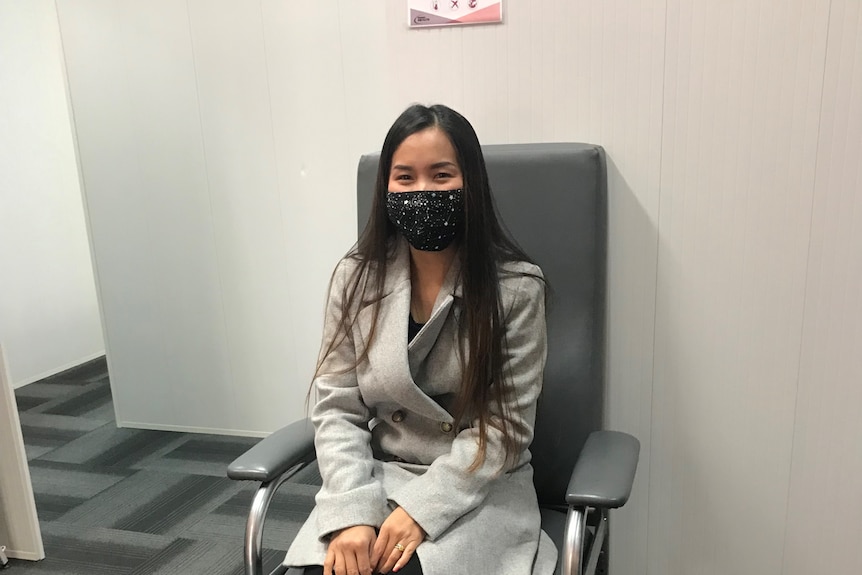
top-left (391, 410), bottom-right (405, 423)
top-left (440, 421), bottom-right (453, 433)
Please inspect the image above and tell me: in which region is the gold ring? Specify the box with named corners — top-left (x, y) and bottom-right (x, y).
top-left (394, 543), bottom-right (405, 552)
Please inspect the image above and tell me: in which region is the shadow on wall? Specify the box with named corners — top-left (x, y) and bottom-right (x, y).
top-left (602, 153), bottom-right (658, 575)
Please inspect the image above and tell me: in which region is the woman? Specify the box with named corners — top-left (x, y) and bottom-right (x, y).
top-left (284, 104), bottom-right (556, 575)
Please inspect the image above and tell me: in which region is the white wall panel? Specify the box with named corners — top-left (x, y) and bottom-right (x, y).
top-left (260, 0), bottom-right (390, 404)
top-left (650, 1), bottom-right (830, 573)
top-left (783, 2), bottom-right (862, 573)
top-left (186, 0), bottom-right (296, 430)
top-left (0, 0), bottom-right (103, 387)
top-left (57, 0), bottom-right (234, 430)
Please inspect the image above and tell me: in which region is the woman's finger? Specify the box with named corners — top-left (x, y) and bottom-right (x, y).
top-left (379, 541), bottom-right (407, 574)
top-left (323, 545), bottom-right (335, 575)
top-left (356, 542), bottom-right (373, 575)
top-left (392, 540), bottom-right (418, 573)
top-left (333, 549), bottom-right (345, 575)
top-left (370, 529), bottom-right (389, 570)
top-left (343, 549), bottom-right (360, 575)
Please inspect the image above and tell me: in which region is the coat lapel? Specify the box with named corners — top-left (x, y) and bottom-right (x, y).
top-left (407, 253), bottom-right (462, 371)
top-left (357, 239), bottom-right (459, 424)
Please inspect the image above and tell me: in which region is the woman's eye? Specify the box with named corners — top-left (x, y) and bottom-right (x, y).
top-left (434, 172), bottom-right (453, 179)
top-left (394, 174), bottom-right (412, 181)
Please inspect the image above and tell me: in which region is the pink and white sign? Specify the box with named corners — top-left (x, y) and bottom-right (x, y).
top-left (408, 0), bottom-right (503, 29)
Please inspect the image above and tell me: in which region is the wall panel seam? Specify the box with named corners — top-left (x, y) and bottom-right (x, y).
top-left (779, 0), bottom-right (835, 571)
top-left (183, 0), bottom-right (238, 417)
top-left (645, 1), bottom-right (671, 571)
top-left (258, 0), bottom-right (297, 375)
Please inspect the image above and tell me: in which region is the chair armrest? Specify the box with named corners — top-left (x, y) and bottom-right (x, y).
top-left (227, 417), bottom-right (315, 482)
top-left (565, 430), bottom-right (640, 509)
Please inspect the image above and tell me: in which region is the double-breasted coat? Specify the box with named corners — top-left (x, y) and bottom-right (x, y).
top-left (283, 239), bottom-right (557, 574)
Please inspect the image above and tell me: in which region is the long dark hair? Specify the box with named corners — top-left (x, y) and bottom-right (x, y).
top-left (318, 104), bottom-right (541, 470)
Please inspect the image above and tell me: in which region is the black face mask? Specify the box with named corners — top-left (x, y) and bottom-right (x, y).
top-left (386, 189), bottom-right (464, 251)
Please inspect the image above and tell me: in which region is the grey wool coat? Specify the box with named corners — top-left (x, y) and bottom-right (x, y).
top-left (283, 239), bottom-right (557, 575)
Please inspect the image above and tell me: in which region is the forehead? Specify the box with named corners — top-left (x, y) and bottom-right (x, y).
top-left (391, 127), bottom-right (458, 166)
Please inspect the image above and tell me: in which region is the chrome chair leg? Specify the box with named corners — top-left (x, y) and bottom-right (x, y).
top-left (562, 506), bottom-right (587, 575)
top-left (244, 462), bottom-right (306, 575)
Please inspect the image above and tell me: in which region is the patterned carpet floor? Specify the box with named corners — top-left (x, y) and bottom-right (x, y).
top-left (10, 357), bottom-right (319, 574)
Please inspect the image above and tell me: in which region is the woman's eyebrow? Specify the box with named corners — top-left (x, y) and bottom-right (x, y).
top-left (391, 164), bottom-right (414, 171)
top-left (430, 161), bottom-right (458, 169)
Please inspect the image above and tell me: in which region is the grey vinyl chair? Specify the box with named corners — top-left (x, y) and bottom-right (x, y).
top-left (227, 143), bottom-right (640, 575)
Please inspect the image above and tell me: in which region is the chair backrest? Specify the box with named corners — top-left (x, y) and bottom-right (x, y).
top-left (357, 143), bottom-right (607, 506)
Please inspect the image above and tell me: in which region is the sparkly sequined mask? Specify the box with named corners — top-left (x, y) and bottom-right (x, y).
top-left (386, 189), bottom-right (464, 251)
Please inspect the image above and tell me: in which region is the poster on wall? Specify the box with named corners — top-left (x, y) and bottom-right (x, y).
top-left (408, 0), bottom-right (503, 29)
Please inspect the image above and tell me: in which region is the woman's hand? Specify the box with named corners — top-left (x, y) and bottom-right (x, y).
top-left (371, 506), bottom-right (426, 573)
top-left (324, 525), bottom-right (377, 575)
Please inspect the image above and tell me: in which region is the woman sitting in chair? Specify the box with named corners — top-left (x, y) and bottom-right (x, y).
top-left (284, 104), bottom-right (556, 575)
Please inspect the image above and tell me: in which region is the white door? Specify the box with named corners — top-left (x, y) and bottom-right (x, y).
top-left (0, 343), bottom-right (44, 560)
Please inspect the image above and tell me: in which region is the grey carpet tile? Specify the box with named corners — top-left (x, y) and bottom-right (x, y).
top-left (19, 415), bottom-right (109, 449)
top-left (25, 443), bottom-right (58, 460)
top-left (112, 475), bottom-right (241, 535)
top-left (19, 422), bottom-right (94, 448)
top-left (37, 379), bottom-right (113, 417)
top-left (14, 394), bottom-right (53, 411)
top-left (228, 548), bottom-right (287, 575)
top-left (41, 356), bottom-right (109, 385)
top-left (38, 423), bottom-right (188, 468)
top-left (28, 459), bottom-right (132, 500)
top-left (139, 539), bottom-right (285, 575)
top-left (19, 413), bottom-right (111, 459)
top-left (30, 461), bottom-right (128, 522)
top-left (7, 522), bottom-right (174, 575)
top-left (132, 434), bottom-right (261, 477)
top-left (125, 538), bottom-right (234, 575)
top-left (164, 435), bottom-right (262, 463)
top-left (27, 460), bottom-right (132, 520)
top-left (15, 381), bottom-right (84, 400)
top-left (14, 382), bottom-right (81, 414)
top-left (184, 481), bottom-right (319, 552)
top-left (58, 469), bottom-right (246, 537)
top-left (79, 399), bottom-right (118, 422)
top-left (12, 355), bottom-right (320, 574)
top-left (19, 410), bottom-right (109, 434)
top-left (289, 460), bottom-right (323, 486)
top-left (123, 537), bottom-right (278, 575)
top-left (31, 493), bottom-right (89, 522)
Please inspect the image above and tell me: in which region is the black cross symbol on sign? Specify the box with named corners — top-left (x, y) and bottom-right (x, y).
top-left (451, 0), bottom-right (458, 8)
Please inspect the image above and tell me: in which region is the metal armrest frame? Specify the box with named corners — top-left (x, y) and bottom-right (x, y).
top-left (227, 418), bottom-right (316, 575)
top-left (562, 506), bottom-right (608, 575)
top-left (243, 461), bottom-right (311, 575)
top-left (561, 429), bottom-right (640, 575)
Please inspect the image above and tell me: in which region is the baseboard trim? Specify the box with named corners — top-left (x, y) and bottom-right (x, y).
top-left (117, 420), bottom-right (270, 438)
top-left (12, 351), bottom-right (106, 389)
top-left (6, 549), bottom-right (46, 561)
